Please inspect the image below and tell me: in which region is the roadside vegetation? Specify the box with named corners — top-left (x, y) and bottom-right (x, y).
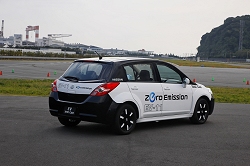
top-left (165, 59), bottom-right (250, 69)
top-left (0, 79), bottom-right (250, 104)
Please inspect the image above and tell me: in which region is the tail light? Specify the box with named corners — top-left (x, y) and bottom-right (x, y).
top-left (51, 79), bottom-right (58, 92)
top-left (90, 82), bottom-right (120, 96)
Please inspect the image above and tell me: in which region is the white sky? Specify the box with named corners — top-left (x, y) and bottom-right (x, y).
top-left (1, 0), bottom-right (250, 56)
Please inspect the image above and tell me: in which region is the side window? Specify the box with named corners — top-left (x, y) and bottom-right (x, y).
top-left (123, 63), bottom-right (154, 82)
top-left (112, 66), bottom-right (127, 82)
top-left (124, 65), bottom-right (135, 81)
top-left (133, 64), bottom-right (154, 81)
top-left (157, 64), bottom-right (182, 84)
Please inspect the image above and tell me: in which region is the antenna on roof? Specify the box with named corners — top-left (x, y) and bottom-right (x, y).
top-left (95, 51), bottom-right (102, 60)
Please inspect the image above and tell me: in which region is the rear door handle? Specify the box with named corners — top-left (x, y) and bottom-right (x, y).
top-left (131, 86), bottom-right (138, 90)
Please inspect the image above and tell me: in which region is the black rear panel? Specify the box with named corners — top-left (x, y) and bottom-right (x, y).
top-left (49, 92), bottom-right (116, 124)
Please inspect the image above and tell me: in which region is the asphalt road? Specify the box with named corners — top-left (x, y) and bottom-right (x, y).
top-left (179, 66), bottom-right (250, 88)
top-left (0, 60), bottom-right (250, 87)
top-left (0, 96), bottom-right (250, 166)
top-left (0, 60), bottom-right (71, 80)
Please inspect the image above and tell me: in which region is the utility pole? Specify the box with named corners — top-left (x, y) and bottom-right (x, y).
top-left (238, 20), bottom-right (244, 50)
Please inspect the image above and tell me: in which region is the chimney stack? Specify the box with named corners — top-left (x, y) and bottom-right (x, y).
top-left (0, 20), bottom-right (4, 38)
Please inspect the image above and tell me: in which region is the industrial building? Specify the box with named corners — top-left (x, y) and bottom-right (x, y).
top-left (0, 20), bottom-right (155, 56)
top-left (0, 35), bottom-right (23, 47)
top-left (0, 20), bottom-right (22, 47)
top-left (0, 21), bottom-right (71, 47)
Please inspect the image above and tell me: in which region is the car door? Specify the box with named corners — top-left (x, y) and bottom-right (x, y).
top-left (156, 63), bottom-right (193, 116)
top-left (124, 63), bottom-right (163, 118)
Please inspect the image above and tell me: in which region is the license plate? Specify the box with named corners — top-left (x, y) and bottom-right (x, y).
top-left (64, 106), bottom-right (76, 115)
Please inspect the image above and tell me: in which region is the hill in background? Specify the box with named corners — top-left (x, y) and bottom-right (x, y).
top-left (197, 15), bottom-right (250, 59)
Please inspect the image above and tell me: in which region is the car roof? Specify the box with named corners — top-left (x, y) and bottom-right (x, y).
top-left (75, 57), bottom-right (156, 63)
top-left (74, 57), bottom-right (181, 68)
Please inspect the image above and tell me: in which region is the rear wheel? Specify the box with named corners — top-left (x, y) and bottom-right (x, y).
top-left (58, 117), bottom-right (81, 127)
top-left (114, 104), bottom-right (137, 135)
top-left (190, 98), bottom-right (209, 124)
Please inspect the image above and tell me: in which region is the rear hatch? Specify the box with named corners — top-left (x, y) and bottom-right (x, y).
top-left (56, 60), bottom-right (113, 102)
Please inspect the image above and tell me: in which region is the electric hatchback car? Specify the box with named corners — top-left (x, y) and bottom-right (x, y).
top-left (49, 57), bottom-right (214, 134)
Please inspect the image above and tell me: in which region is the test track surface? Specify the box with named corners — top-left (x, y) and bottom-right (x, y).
top-left (0, 96), bottom-right (250, 166)
top-left (1, 60), bottom-right (250, 87)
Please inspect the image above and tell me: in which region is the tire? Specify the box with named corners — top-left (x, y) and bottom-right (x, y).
top-left (113, 104), bottom-right (137, 135)
top-left (190, 98), bottom-right (209, 124)
top-left (58, 117), bottom-right (81, 127)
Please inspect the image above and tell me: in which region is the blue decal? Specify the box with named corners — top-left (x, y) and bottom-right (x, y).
top-left (149, 92), bottom-right (156, 102)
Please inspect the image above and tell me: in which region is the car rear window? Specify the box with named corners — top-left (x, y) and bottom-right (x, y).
top-left (62, 61), bottom-right (112, 81)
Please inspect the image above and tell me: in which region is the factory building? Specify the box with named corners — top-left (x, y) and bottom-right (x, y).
top-left (0, 36), bottom-right (13, 46)
top-left (0, 21), bottom-right (69, 47)
top-left (0, 35), bottom-right (65, 47)
top-left (0, 20), bottom-right (155, 56)
top-left (36, 37), bottom-right (65, 47)
top-left (0, 34), bottom-right (22, 47)
top-left (14, 34), bottom-right (22, 46)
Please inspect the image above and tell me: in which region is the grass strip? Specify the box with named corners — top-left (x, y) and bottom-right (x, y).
top-left (0, 79), bottom-right (250, 104)
top-left (0, 79), bottom-right (54, 97)
top-left (166, 59), bottom-right (250, 69)
top-left (210, 86), bottom-right (250, 104)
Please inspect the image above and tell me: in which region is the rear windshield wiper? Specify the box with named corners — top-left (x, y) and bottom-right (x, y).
top-left (63, 76), bottom-right (79, 82)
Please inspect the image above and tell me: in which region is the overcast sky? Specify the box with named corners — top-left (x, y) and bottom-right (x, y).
top-left (1, 0), bottom-right (250, 56)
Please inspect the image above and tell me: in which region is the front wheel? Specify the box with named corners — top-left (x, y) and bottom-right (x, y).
top-left (113, 104), bottom-right (137, 135)
top-left (58, 117), bottom-right (81, 127)
top-left (190, 98), bottom-right (209, 124)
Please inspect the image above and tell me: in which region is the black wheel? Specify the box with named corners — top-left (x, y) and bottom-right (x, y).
top-left (190, 98), bottom-right (209, 124)
top-left (114, 104), bottom-right (137, 135)
top-left (58, 117), bottom-right (81, 127)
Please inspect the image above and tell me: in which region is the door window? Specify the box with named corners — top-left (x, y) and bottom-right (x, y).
top-left (124, 63), bottom-right (155, 82)
top-left (156, 64), bottom-right (182, 84)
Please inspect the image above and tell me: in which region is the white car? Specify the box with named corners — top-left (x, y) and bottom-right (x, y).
top-left (49, 57), bottom-right (214, 134)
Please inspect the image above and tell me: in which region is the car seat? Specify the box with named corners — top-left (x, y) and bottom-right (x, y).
top-left (139, 70), bottom-right (151, 81)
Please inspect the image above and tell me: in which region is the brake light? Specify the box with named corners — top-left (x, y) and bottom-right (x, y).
top-left (90, 82), bottom-right (120, 96)
top-left (51, 79), bottom-right (58, 92)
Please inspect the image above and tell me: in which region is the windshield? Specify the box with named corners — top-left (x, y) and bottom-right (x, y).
top-left (62, 61), bottom-right (112, 81)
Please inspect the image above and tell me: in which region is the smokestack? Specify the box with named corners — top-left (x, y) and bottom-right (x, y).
top-left (1, 20), bottom-right (4, 38)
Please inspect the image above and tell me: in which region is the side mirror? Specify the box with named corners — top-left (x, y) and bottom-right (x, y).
top-left (182, 77), bottom-right (190, 88)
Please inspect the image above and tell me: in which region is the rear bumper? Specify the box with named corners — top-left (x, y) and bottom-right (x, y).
top-left (49, 92), bottom-right (119, 124)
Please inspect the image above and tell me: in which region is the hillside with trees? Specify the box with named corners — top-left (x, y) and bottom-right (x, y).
top-left (197, 15), bottom-right (250, 59)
